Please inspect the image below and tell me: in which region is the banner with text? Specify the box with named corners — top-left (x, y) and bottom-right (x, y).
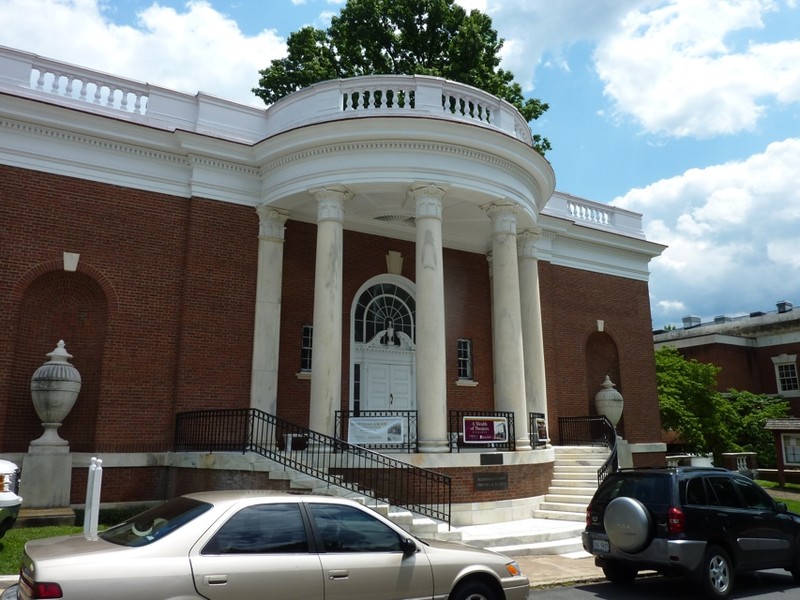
top-left (348, 416), bottom-right (406, 445)
top-left (462, 416), bottom-right (508, 444)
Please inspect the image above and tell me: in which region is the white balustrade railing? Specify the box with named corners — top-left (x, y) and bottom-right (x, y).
top-left (0, 45), bottom-right (534, 145)
top-left (542, 192), bottom-right (647, 239)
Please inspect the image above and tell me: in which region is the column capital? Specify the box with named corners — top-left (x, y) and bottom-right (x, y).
top-left (256, 205), bottom-right (289, 240)
top-left (483, 202), bottom-right (518, 234)
top-left (409, 183), bottom-right (447, 220)
top-left (310, 186), bottom-right (350, 222)
top-left (517, 227), bottom-right (543, 259)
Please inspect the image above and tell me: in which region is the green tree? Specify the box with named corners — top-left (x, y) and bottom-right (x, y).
top-left (655, 346), bottom-right (736, 460)
top-left (655, 347), bottom-right (790, 466)
top-left (253, 0), bottom-right (550, 154)
top-left (725, 389), bottom-right (788, 468)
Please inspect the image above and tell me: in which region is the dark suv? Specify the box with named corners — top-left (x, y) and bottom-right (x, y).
top-left (582, 466), bottom-right (800, 599)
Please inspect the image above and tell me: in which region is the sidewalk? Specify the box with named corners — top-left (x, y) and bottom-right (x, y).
top-left (517, 551), bottom-right (606, 589)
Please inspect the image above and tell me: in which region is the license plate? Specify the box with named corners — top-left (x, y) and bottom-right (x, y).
top-left (592, 538), bottom-right (610, 553)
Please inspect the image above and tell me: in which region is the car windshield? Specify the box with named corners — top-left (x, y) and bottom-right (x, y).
top-left (100, 497), bottom-right (212, 547)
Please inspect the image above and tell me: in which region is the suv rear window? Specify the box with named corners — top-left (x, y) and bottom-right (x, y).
top-left (597, 473), bottom-right (670, 504)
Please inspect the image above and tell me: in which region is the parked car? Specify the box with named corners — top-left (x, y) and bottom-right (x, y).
top-left (582, 466), bottom-right (800, 599)
top-left (1, 490), bottom-right (528, 600)
top-left (0, 459), bottom-right (22, 539)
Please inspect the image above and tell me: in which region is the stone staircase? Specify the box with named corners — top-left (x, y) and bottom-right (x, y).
top-left (267, 446), bottom-right (609, 556)
top-left (533, 446), bottom-right (608, 521)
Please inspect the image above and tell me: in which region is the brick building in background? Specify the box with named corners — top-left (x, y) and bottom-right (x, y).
top-left (0, 45), bottom-right (666, 522)
top-left (654, 302), bottom-right (800, 415)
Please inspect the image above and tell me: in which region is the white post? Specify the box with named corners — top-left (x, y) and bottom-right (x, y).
top-left (83, 457), bottom-right (103, 540)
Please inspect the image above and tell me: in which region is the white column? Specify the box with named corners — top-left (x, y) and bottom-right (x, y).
top-left (309, 186), bottom-right (349, 437)
top-left (485, 202), bottom-right (531, 450)
top-left (518, 229), bottom-right (549, 442)
top-left (250, 206), bottom-right (289, 414)
top-left (411, 184), bottom-right (449, 453)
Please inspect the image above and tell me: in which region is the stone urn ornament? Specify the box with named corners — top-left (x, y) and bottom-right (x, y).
top-left (30, 340), bottom-right (82, 446)
top-left (594, 375), bottom-right (623, 429)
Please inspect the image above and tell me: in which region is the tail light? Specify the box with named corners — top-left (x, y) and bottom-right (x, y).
top-left (668, 506), bottom-right (685, 534)
top-left (21, 569), bottom-right (63, 599)
top-left (586, 503), bottom-right (592, 527)
top-left (32, 583), bottom-right (63, 599)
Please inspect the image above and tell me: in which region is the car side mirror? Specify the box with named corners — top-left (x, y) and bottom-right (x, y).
top-left (775, 501), bottom-right (788, 513)
top-left (400, 537), bottom-right (417, 557)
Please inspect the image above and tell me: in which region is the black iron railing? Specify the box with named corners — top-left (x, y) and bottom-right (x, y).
top-left (447, 410), bottom-right (515, 452)
top-left (529, 412), bottom-right (548, 449)
top-left (558, 415), bottom-right (618, 485)
top-left (334, 410), bottom-right (417, 453)
top-left (174, 408), bottom-right (451, 524)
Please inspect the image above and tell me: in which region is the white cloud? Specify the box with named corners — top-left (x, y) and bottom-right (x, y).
top-left (473, 0), bottom-right (651, 91)
top-left (593, 0), bottom-right (800, 138)
top-left (613, 138), bottom-right (800, 323)
top-left (0, 0), bottom-right (286, 106)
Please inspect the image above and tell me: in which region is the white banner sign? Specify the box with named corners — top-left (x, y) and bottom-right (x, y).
top-left (348, 416), bottom-right (406, 445)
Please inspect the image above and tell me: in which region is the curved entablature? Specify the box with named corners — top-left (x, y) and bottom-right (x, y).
top-left (255, 115), bottom-right (554, 254)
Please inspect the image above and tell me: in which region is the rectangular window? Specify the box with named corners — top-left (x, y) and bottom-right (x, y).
top-left (300, 325), bottom-right (313, 372)
top-left (777, 363), bottom-right (799, 393)
top-left (457, 338), bottom-right (473, 380)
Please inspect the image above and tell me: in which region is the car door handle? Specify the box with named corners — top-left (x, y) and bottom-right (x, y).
top-left (329, 569), bottom-right (349, 580)
top-left (204, 575), bottom-right (228, 586)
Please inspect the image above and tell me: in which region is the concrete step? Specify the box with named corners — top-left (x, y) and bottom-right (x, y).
top-left (537, 501), bottom-right (587, 514)
top-left (551, 472), bottom-right (598, 481)
top-left (458, 518), bottom-right (585, 556)
top-left (544, 493), bottom-right (594, 504)
top-left (532, 508), bottom-right (586, 521)
top-left (490, 536), bottom-right (585, 557)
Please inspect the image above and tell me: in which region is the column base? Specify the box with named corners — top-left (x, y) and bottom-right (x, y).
top-left (417, 439), bottom-right (451, 453)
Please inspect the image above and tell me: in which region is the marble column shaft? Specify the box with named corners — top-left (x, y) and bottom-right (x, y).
top-left (486, 203), bottom-right (531, 450)
top-left (518, 229), bottom-right (549, 437)
top-left (412, 184), bottom-right (449, 453)
top-left (309, 187), bottom-right (348, 437)
top-left (251, 206), bottom-right (288, 415)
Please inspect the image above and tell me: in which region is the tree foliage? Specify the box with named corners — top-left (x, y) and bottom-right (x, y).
top-left (655, 346), bottom-right (789, 466)
top-left (725, 389), bottom-right (788, 468)
top-left (253, 0), bottom-right (550, 154)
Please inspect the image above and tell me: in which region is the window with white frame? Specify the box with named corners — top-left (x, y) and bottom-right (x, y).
top-left (772, 354), bottom-right (799, 395)
top-left (457, 338), bottom-right (473, 380)
top-left (300, 325), bottom-right (313, 372)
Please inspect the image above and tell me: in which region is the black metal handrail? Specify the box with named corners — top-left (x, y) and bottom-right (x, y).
top-left (558, 415), bottom-right (618, 484)
top-left (174, 408), bottom-right (451, 524)
top-left (529, 412), bottom-right (548, 449)
top-left (447, 410), bottom-right (515, 452)
top-left (334, 410), bottom-right (417, 452)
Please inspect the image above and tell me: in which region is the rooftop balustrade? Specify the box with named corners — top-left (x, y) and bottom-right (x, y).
top-left (0, 44), bottom-right (648, 241)
top-left (0, 45), bottom-right (531, 145)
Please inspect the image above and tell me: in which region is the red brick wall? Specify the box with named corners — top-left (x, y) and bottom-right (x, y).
top-left (539, 263), bottom-right (662, 445)
top-left (1, 165), bottom-right (256, 452)
top-left (677, 344), bottom-right (762, 393)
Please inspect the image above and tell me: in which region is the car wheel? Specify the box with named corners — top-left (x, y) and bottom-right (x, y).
top-left (603, 496), bottom-right (652, 553)
top-left (449, 580), bottom-right (497, 600)
top-left (602, 560), bottom-right (638, 584)
top-left (699, 544), bottom-right (734, 599)
top-left (790, 549), bottom-right (800, 584)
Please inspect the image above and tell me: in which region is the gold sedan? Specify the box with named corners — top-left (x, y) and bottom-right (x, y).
top-left (4, 491), bottom-right (529, 600)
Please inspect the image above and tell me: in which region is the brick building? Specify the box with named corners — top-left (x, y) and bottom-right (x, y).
top-left (0, 46), bottom-right (666, 522)
top-left (654, 303), bottom-right (800, 415)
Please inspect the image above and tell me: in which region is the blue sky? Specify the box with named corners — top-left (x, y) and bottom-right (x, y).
top-left (2, 0), bottom-right (800, 328)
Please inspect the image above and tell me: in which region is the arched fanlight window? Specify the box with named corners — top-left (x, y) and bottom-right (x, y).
top-left (354, 283), bottom-right (415, 344)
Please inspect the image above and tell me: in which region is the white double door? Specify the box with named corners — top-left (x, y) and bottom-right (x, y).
top-left (363, 361), bottom-right (414, 411)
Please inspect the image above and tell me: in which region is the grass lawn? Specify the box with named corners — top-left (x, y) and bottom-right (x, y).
top-left (0, 525), bottom-right (83, 576)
